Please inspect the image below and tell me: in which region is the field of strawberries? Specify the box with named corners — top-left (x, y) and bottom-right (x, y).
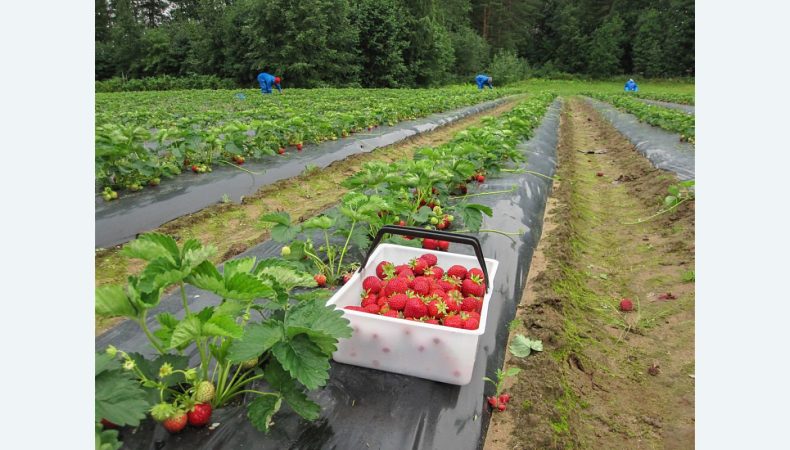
top-left (95, 91), bottom-right (557, 448)
top-left (95, 86), bottom-right (513, 200)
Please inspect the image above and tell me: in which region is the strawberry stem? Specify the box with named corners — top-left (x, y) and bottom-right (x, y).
top-left (450, 185), bottom-right (517, 200)
top-left (217, 159), bottom-right (263, 175)
top-left (621, 198), bottom-right (691, 225)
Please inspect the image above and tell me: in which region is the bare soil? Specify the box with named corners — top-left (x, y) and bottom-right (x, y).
top-left (95, 97), bottom-right (523, 335)
top-left (484, 97), bottom-right (695, 449)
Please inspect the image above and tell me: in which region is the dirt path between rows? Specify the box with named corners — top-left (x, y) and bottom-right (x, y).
top-left (484, 97), bottom-right (695, 449)
top-left (95, 97), bottom-right (524, 335)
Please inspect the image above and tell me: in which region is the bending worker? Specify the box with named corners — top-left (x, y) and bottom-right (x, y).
top-left (624, 78), bottom-right (639, 92)
top-left (257, 71), bottom-right (283, 94)
top-left (475, 74), bottom-right (494, 90)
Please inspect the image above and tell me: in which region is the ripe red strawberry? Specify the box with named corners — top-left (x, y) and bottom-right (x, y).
top-left (497, 403), bottom-right (507, 411)
top-left (422, 238), bottom-right (439, 250)
top-left (438, 275), bottom-right (461, 292)
top-left (342, 273), bottom-right (352, 284)
top-left (447, 265), bottom-right (468, 280)
top-left (467, 268), bottom-right (485, 281)
top-left (619, 298), bottom-right (634, 311)
top-left (437, 240), bottom-right (450, 251)
top-left (397, 268), bottom-right (415, 279)
top-left (429, 289), bottom-right (448, 301)
top-left (445, 296), bottom-right (462, 314)
top-left (462, 277), bottom-right (485, 297)
top-left (443, 314), bottom-right (464, 328)
top-left (362, 276), bottom-right (382, 294)
top-left (364, 304), bottom-right (380, 314)
top-left (429, 266), bottom-right (444, 278)
top-left (461, 296), bottom-right (480, 313)
top-left (163, 411), bottom-right (187, 433)
top-left (499, 394), bottom-right (511, 404)
top-left (403, 297), bottom-right (428, 318)
top-left (419, 253), bottom-right (438, 267)
top-left (463, 316), bottom-right (480, 330)
top-left (410, 258), bottom-right (428, 275)
top-left (344, 305), bottom-right (365, 311)
top-left (398, 220), bottom-right (406, 226)
top-left (376, 261), bottom-right (395, 279)
top-left (278, 147), bottom-right (286, 155)
top-left (394, 264), bottom-right (411, 275)
top-left (361, 294), bottom-right (378, 308)
top-left (388, 293), bottom-right (408, 311)
top-left (187, 403), bottom-right (212, 427)
top-left (191, 165), bottom-right (199, 173)
top-left (437, 220), bottom-right (447, 230)
top-left (314, 274), bottom-right (327, 287)
top-left (377, 296), bottom-right (388, 307)
top-left (385, 277), bottom-right (408, 296)
top-left (424, 318), bottom-right (440, 325)
top-left (477, 174), bottom-right (485, 183)
top-left (296, 143), bottom-right (303, 151)
top-left (100, 419), bottom-right (119, 429)
top-left (412, 276), bottom-right (431, 295)
top-left (487, 396), bottom-right (499, 408)
top-left (427, 299), bottom-right (448, 318)
top-left (382, 310), bottom-right (399, 318)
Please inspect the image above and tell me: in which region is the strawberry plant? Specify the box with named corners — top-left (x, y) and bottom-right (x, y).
top-left (95, 232), bottom-right (352, 438)
top-left (587, 93), bottom-right (695, 143)
top-left (483, 367), bottom-right (521, 412)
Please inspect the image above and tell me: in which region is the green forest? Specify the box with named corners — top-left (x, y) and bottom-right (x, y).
top-left (95, 0), bottom-right (694, 88)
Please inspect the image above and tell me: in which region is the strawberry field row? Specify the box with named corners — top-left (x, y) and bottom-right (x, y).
top-left (96, 87), bottom-right (518, 198)
top-left (586, 93), bottom-right (696, 144)
top-left (94, 92), bottom-right (556, 445)
top-left (633, 91), bottom-right (695, 105)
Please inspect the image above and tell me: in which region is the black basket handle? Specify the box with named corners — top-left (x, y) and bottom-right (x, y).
top-left (359, 225), bottom-right (490, 292)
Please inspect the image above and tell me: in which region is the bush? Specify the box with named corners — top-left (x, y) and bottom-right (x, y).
top-left (96, 75), bottom-right (239, 92)
top-left (487, 50), bottom-right (529, 85)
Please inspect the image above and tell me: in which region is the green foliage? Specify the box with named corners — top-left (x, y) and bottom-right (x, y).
top-left (587, 93), bottom-right (695, 141)
top-left (587, 15), bottom-right (626, 77)
top-left (509, 334), bottom-right (544, 358)
top-left (487, 49), bottom-right (529, 85)
top-left (483, 367), bottom-right (522, 397)
top-left (96, 423), bottom-right (123, 450)
top-left (95, 232), bottom-right (352, 435)
top-left (95, 352), bottom-right (151, 427)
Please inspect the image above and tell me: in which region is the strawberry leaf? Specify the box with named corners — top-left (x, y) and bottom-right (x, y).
top-left (203, 313), bottom-right (244, 339)
top-left (255, 265), bottom-right (316, 292)
top-left (95, 285), bottom-right (138, 318)
top-left (272, 334), bottom-right (331, 390)
top-left (96, 424), bottom-right (123, 450)
top-left (95, 354), bottom-right (151, 427)
top-left (285, 299), bottom-right (352, 354)
top-left (509, 334), bottom-right (533, 358)
top-left (120, 232), bottom-right (179, 263)
top-left (260, 212), bottom-right (301, 242)
top-left (247, 395), bottom-right (282, 433)
top-left (455, 203), bottom-right (493, 232)
top-left (227, 320), bottom-right (284, 362)
top-left (265, 359), bottom-right (321, 421)
top-left (169, 316), bottom-right (203, 349)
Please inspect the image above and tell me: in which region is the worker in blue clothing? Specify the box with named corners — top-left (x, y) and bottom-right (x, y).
top-left (475, 74), bottom-right (493, 90)
top-left (257, 72), bottom-right (283, 94)
top-left (624, 78), bottom-right (639, 92)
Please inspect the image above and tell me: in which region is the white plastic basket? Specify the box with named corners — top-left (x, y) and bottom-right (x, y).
top-left (326, 226), bottom-right (499, 385)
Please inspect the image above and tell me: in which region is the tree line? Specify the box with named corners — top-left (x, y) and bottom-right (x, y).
top-left (95, 0), bottom-right (694, 88)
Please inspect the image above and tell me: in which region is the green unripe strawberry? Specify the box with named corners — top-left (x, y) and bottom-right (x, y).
top-left (281, 246), bottom-right (291, 256)
top-left (103, 193), bottom-right (113, 202)
top-left (194, 380), bottom-right (215, 403)
top-left (111, 191), bottom-right (118, 199)
top-left (430, 217), bottom-right (439, 225)
top-left (241, 357), bottom-right (259, 370)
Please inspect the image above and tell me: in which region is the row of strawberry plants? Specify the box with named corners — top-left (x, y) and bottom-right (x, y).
top-left (586, 93), bottom-right (695, 144)
top-left (94, 92), bottom-right (556, 446)
top-left (632, 91), bottom-right (695, 105)
top-left (96, 87), bottom-right (517, 198)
